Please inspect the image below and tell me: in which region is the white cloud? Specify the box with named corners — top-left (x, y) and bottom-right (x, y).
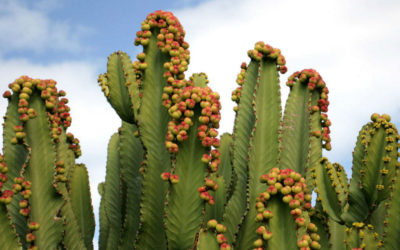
top-left (0, 0), bottom-right (87, 53)
top-left (173, 0), bottom-right (400, 171)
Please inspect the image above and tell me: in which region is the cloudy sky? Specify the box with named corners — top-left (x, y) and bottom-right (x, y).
top-left (1, 0), bottom-right (399, 246)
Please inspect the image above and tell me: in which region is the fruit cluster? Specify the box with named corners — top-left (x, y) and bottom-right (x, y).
top-left (0, 154), bottom-right (8, 192)
top-left (206, 219), bottom-right (232, 250)
top-left (247, 42), bottom-right (287, 74)
top-left (133, 10), bottom-right (189, 83)
top-left (164, 83), bottom-right (221, 155)
top-left (160, 172), bottom-right (179, 184)
top-left (256, 168), bottom-right (321, 249)
top-left (231, 62), bottom-right (247, 110)
top-left (232, 42), bottom-right (287, 112)
top-left (286, 69), bottom-right (331, 150)
top-left (54, 160), bottom-right (67, 183)
top-left (0, 164), bottom-right (39, 250)
top-left (3, 76), bottom-right (81, 156)
top-left (66, 132), bottom-right (82, 158)
top-left (162, 80), bottom-right (222, 202)
top-left (198, 178), bottom-right (219, 205)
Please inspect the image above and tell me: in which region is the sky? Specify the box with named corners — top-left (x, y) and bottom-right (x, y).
top-left (1, 0), bottom-right (399, 247)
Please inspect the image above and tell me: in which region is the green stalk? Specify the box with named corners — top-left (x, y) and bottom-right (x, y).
top-left (235, 59), bottom-right (281, 249)
top-left (222, 61), bottom-right (258, 243)
top-left (165, 105), bottom-right (208, 249)
top-left (134, 31), bottom-right (171, 250)
top-left (23, 92), bottom-right (64, 249)
top-left (119, 122), bottom-right (144, 249)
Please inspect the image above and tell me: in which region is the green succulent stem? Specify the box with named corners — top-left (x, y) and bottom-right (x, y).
top-left (134, 31), bottom-right (171, 250)
top-left (235, 59), bottom-right (281, 249)
top-left (164, 106), bottom-right (208, 249)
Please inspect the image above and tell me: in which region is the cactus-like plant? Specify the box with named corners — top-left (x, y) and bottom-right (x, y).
top-left (312, 113), bottom-right (400, 249)
top-left (0, 76), bottom-right (95, 250)
top-left (0, 9), bottom-right (398, 250)
top-left (97, 10), bottom-right (337, 250)
top-left (98, 10), bottom-right (400, 250)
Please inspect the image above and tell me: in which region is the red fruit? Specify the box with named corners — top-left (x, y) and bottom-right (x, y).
top-left (183, 110), bottom-right (193, 118)
top-left (216, 234), bottom-right (227, 244)
top-left (19, 199), bottom-right (28, 208)
top-left (294, 191), bottom-right (304, 199)
top-left (212, 138), bottom-right (220, 147)
top-left (267, 176), bottom-right (276, 185)
top-left (200, 192), bottom-right (210, 201)
top-left (209, 128), bottom-right (218, 137)
top-left (3, 91), bottom-right (11, 98)
top-left (284, 177), bottom-right (294, 186)
top-left (12, 184), bottom-right (22, 193)
top-left (20, 208), bottom-right (30, 216)
top-left (324, 142), bottom-right (332, 151)
top-left (205, 179), bottom-right (215, 188)
top-left (267, 185), bottom-right (277, 195)
top-left (28, 222), bottom-right (40, 230)
top-left (311, 105), bottom-right (319, 112)
top-left (292, 185), bottom-right (302, 194)
top-left (281, 186), bottom-right (292, 195)
top-left (199, 116), bottom-right (210, 124)
top-left (295, 217), bottom-right (306, 227)
top-left (211, 149), bottom-right (220, 158)
top-left (0, 173), bottom-right (8, 182)
top-left (207, 219), bottom-right (218, 229)
top-left (311, 233), bottom-right (320, 241)
top-left (289, 199), bottom-right (300, 208)
top-left (22, 181), bottom-right (31, 189)
top-left (15, 132), bottom-right (26, 140)
top-left (255, 213), bottom-right (264, 222)
top-left (297, 239), bottom-right (308, 248)
top-left (311, 130), bottom-right (321, 138)
top-left (26, 233), bottom-right (36, 242)
top-left (282, 194), bottom-right (293, 203)
top-left (170, 174), bottom-right (179, 184)
top-left (304, 202), bottom-right (312, 210)
top-left (201, 137), bottom-right (213, 147)
top-left (210, 158), bottom-right (220, 169)
top-left (20, 114), bottom-right (29, 122)
top-left (201, 154), bottom-right (212, 163)
top-left (256, 226), bottom-right (266, 235)
top-left (220, 243), bottom-right (231, 250)
top-left (274, 182), bottom-right (283, 191)
top-left (161, 172), bottom-right (170, 181)
top-left (198, 125), bottom-right (208, 132)
top-left (176, 130), bottom-right (188, 141)
top-left (165, 141), bottom-right (173, 149)
top-left (253, 239), bottom-right (263, 248)
top-left (216, 224), bottom-right (227, 233)
top-left (307, 223), bottom-right (318, 232)
top-left (263, 230), bottom-right (273, 240)
top-left (260, 174), bottom-right (268, 183)
top-left (261, 191), bottom-right (270, 200)
top-left (310, 241), bottom-right (321, 249)
top-left (21, 190), bottom-right (31, 199)
top-left (263, 210), bottom-right (273, 219)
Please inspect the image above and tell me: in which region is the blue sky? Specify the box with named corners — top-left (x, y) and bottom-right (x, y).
top-left (1, 0), bottom-right (400, 247)
top-left (0, 0), bottom-right (201, 62)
